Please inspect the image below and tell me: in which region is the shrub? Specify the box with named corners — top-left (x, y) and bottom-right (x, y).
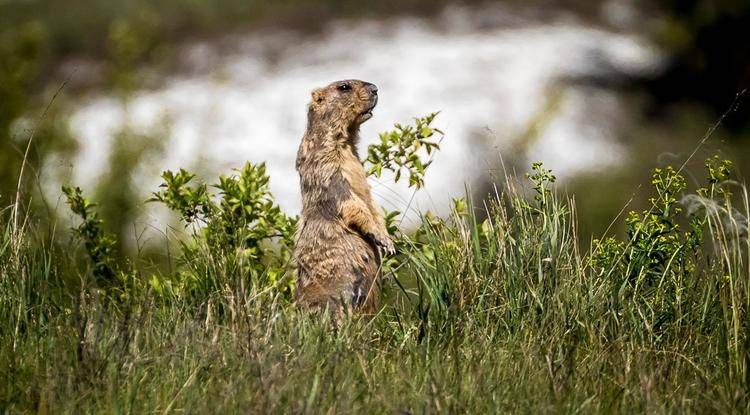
top-left (149, 162), bottom-right (297, 298)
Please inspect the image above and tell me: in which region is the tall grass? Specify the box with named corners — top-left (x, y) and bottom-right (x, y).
top-left (1, 158), bottom-right (749, 413)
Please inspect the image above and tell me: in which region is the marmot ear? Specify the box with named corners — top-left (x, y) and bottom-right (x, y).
top-left (311, 89), bottom-right (324, 104)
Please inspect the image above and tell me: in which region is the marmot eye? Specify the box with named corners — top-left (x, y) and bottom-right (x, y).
top-left (338, 84), bottom-right (351, 92)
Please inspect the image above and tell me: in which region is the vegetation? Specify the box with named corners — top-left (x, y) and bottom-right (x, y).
top-left (1, 107), bottom-right (749, 413)
top-left (0, 2), bottom-right (748, 412)
top-left (149, 162), bottom-right (298, 299)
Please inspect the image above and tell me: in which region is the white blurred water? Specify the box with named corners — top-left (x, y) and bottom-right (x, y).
top-left (59, 4), bottom-right (661, 230)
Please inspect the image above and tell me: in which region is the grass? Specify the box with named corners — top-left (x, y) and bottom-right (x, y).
top-left (1, 152), bottom-right (749, 413)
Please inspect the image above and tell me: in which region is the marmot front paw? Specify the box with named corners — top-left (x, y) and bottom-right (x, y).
top-left (372, 233), bottom-right (395, 256)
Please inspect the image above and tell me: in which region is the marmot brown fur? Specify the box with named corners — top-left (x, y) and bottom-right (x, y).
top-left (294, 79), bottom-right (394, 313)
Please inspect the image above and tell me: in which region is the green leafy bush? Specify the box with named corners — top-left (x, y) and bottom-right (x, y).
top-left (150, 162), bottom-right (298, 298)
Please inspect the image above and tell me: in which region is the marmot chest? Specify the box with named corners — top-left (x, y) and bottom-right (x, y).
top-left (338, 151), bottom-right (371, 202)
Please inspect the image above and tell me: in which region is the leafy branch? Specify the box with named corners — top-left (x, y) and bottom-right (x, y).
top-left (62, 185), bottom-right (118, 282)
top-left (365, 112), bottom-right (443, 189)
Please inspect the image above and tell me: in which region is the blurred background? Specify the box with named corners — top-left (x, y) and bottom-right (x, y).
top-left (1, 0), bottom-right (748, 257)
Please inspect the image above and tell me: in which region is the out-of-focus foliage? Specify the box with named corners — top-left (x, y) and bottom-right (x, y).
top-left (0, 22), bottom-right (78, 219)
top-left (93, 125), bottom-right (166, 256)
top-left (0, 24), bottom-right (47, 204)
top-left (649, 0), bottom-right (750, 129)
top-left (0, 0), bottom-right (475, 88)
top-left (0, 24), bottom-right (43, 136)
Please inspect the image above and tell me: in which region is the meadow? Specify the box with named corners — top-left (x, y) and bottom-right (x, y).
top-left (2, 112), bottom-right (749, 413)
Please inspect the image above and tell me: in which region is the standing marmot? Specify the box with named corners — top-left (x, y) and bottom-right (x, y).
top-left (294, 79), bottom-right (394, 313)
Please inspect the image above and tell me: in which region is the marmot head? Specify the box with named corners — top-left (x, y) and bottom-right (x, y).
top-left (307, 79), bottom-right (378, 136)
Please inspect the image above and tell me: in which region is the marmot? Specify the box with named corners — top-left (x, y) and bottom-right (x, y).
top-left (294, 79), bottom-right (394, 313)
